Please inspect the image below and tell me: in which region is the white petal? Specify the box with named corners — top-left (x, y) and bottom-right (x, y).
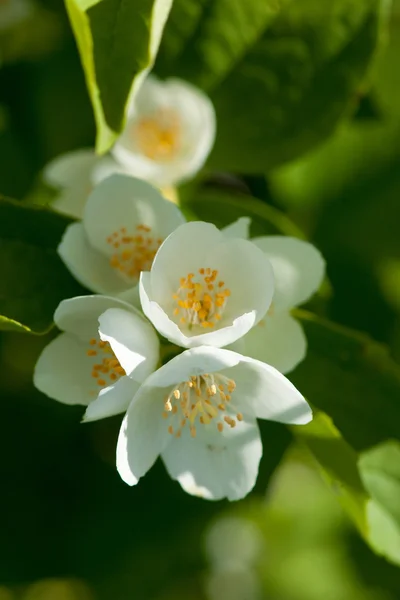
top-left (117, 285), bottom-right (141, 309)
top-left (52, 188), bottom-right (88, 220)
top-left (136, 345), bottom-right (242, 389)
top-left (162, 416), bottom-right (262, 501)
top-left (233, 312), bottom-right (307, 374)
top-left (34, 333), bottom-right (97, 406)
top-left (43, 149), bottom-right (97, 187)
top-left (252, 236), bottom-right (325, 310)
top-left (54, 294), bottom-right (135, 340)
top-left (117, 387), bottom-right (171, 486)
top-left (58, 222), bottom-right (129, 295)
top-left (83, 174), bottom-right (186, 257)
top-left (91, 155), bottom-right (127, 185)
top-left (201, 237), bottom-right (273, 324)
top-left (225, 354), bottom-right (312, 425)
top-left (112, 76), bottom-right (216, 187)
top-left (98, 308), bottom-right (160, 381)
top-left (150, 222), bottom-right (223, 301)
top-left (222, 217), bottom-right (251, 240)
top-left (44, 149), bottom-right (98, 219)
top-left (82, 376), bottom-right (139, 422)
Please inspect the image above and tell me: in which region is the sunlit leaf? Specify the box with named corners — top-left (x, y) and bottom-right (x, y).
top-left (65, 0), bottom-right (173, 153)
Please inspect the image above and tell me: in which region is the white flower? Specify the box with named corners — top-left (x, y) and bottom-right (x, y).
top-left (112, 75), bottom-right (216, 187)
top-left (43, 149), bottom-right (127, 219)
top-left (232, 236), bottom-right (325, 374)
top-left (34, 295), bottom-right (160, 422)
top-left (0, 0), bottom-right (33, 32)
top-left (139, 221), bottom-right (274, 349)
top-left (58, 173), bottom-right (186, 299)
top-left (109, 344), bottom-right (312, 501)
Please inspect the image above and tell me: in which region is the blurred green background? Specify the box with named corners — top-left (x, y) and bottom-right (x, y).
top-left (1, 0), bottom-right (400, 598)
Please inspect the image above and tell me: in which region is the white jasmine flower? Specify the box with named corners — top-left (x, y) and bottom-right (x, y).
top-left (0, 0), bottom-right (33, 32)
top-left (58, 173), bottom-right (186, 298)
top-left (109, 344), bottom-right (312, 501)
top-left (233, 237), bottom-right (325, 374)
top-left (139, 221), bottom-right (274, 349)
top-left (112, 75), bottom-right (216, 187)
top-left (43, 149), bottom-right (126, 219)
top-left (34, 295), bottom-right (160, 422)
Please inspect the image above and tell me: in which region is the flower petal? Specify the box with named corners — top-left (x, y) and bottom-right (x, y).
top-left (136, 345), bottom-right (243, 389)
top-left (222, 217), bottom-right (251, 240)
top-left (252, 236), bottom-right (325, 310)
top-left (112, 76), bottom-right (216, 187)
top-left (44, 149), bottom-right (98, 219)
top-left (117, 387), bottom-right (171, 486)
top-left (224, 354), bottom-right (312, 425)
top-left (34, 333), bottom-right (97, 406)
top-left (82, 376), bottom-right (139, 422)
top-left (149, 221), bottom-right (223, 301)
top-left (58, 222), bottom-right (129, 295)
top-left (98, 307), bottom-right (160, 381)
top-left (232, 312), bottom-right (307, 374)
top-left (43, 148), bottom-right (96, 188)
top-left (83, 174), bottom-right (186, 257)
top-left (162, 416), bottom-right (262, 501)
top-left (90, 155), bottom-right (127, 185)
top-left (54, 294), bottom-right (135, 340)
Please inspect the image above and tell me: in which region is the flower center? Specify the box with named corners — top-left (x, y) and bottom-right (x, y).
top-left (107, 224), bottom-right (163, 282)
top-left (162, 373), bottom-right (243, 438)
top-left (173, 268), bottom-right (231, 329)
top-left (133, 108), bottom-right (181, 162)
top-left (86, 338), bottom-right (126, 391)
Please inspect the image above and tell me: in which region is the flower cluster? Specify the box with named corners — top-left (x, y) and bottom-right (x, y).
top-left (35, 75), bottom-right (325, 501)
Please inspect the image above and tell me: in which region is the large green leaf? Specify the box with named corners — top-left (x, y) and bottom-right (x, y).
top-left (157, 0), bottom-right (386, 172)
top-left (291, 311), bottom-right (400, 452)
top-left (0, 198), bottom-right (84, 334)
top-left (65, 0), bottom-right (173, 153)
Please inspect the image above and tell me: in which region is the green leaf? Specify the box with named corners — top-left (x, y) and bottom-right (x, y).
top-left (360, 441), bottom-right (400, 526)
top-left (359, 441), bottom-right (400, 565)
top-left (0, 197), bottom-right (84, 334)
top-left (157, 0), bottom-right (386, 172)
top-left (291, 311), bottom-right (400, 452)
top-left (65, 0), bottom-right (173, 153)
top-left (295, 415), bottom-right (400, 566)
top-left (294, 413), bottom-right (368, 537)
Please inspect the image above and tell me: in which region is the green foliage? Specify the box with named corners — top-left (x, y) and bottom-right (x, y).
top-left (157, 0), bottom-right (387, 172)
top-left (360, 442), bottom-right (400, 564)
top-left (291, 312), bottom-right (400, 565)
top-left (65, 0), bottom-right (173, 153)
top-left (0, 198), bottom-right (84, 334)
top-left (293, 311), bottom-right (400, 451)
